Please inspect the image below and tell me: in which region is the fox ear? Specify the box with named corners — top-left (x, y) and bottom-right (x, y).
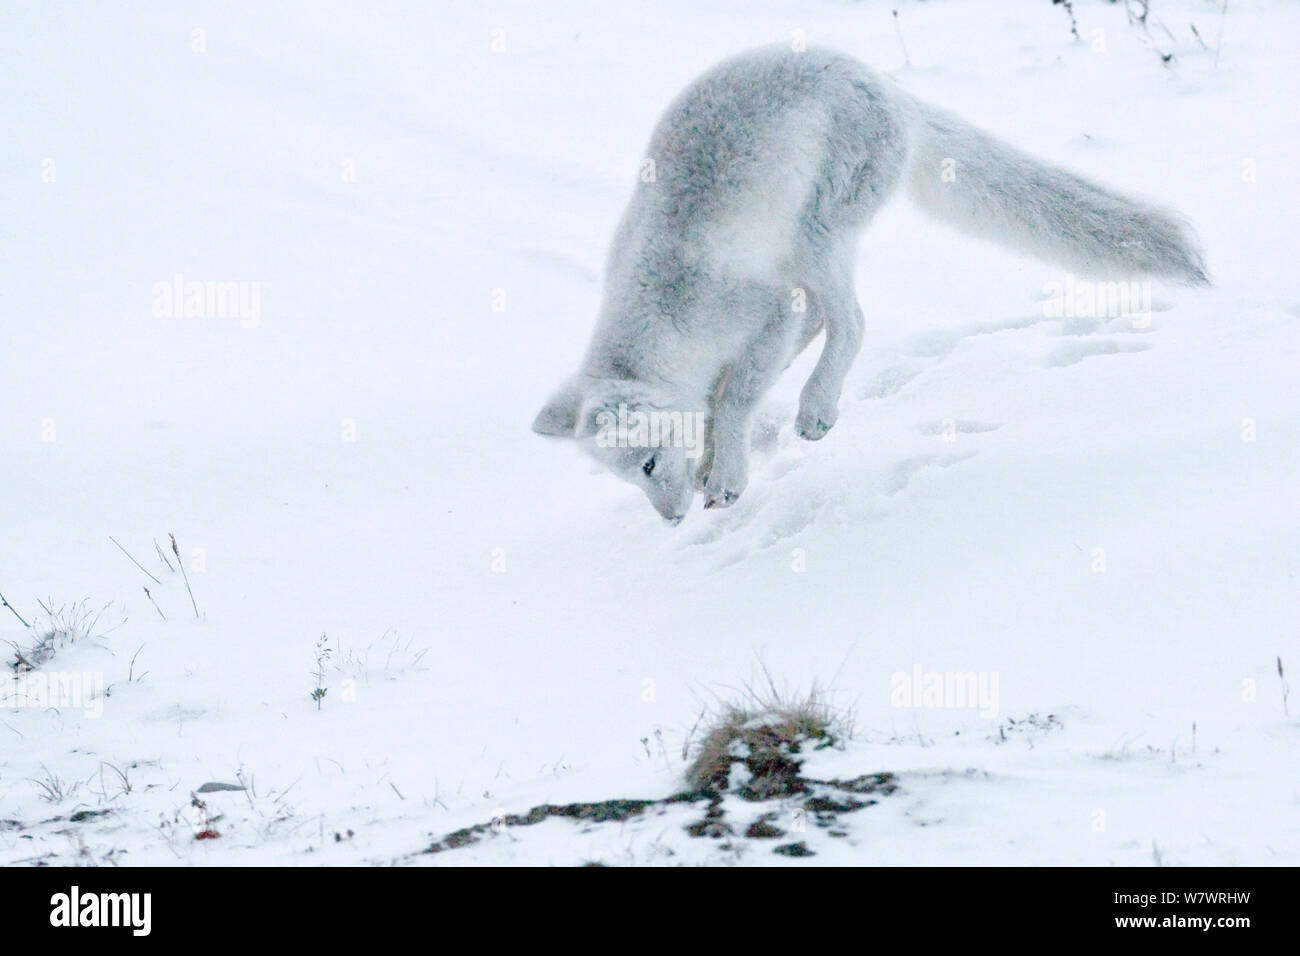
top-left (532, 379), bottom-right (584, 437)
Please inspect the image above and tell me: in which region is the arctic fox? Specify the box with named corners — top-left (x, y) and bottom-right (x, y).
top-left (533, 46), bottom-right (1206, 524)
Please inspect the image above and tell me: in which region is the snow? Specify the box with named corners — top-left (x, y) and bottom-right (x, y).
top-left (1, 0), bottom-right (1297, 865)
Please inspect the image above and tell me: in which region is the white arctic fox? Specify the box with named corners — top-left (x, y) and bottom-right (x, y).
top-left (533, 46), bottom-right (1206, 524)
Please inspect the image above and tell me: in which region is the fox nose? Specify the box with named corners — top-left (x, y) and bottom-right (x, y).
top-left (664, 514), bottom-right (684, 527)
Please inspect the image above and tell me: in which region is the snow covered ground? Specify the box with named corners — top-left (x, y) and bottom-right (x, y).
top-left (2, 0), bottom-right (1297, 866)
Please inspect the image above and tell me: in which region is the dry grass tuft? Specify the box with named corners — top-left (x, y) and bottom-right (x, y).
top-left (684, 678), bottom-right (849, 799)
top-left (8, 599), bottom-right (116, 672)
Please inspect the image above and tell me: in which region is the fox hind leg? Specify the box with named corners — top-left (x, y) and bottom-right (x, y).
top-left (796, 271), bottom-right (863, 441)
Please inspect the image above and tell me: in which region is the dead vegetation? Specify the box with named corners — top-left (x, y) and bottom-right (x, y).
top-left (7, 599), bottom-right (119, 672)
top-left (684, 680), bottom-right (848, 798)
top-left (420, 678), bottom-right (891, 862)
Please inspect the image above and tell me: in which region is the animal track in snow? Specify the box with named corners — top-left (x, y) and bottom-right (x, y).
top-left (898, 314), bottom-right (1053, 360)
top-left (1058, 314), bottom-right (1160, 337)
top-left (857, 362), bottom-right (930, 400)
top-left (917, 420), bottom-right (1001, 437)
top-left (1046, 339), bottom-right (1152, 367)
top-left (882, 452), bottom-right (978, 496)
top-left (758, 493), bottom-right (825, 548)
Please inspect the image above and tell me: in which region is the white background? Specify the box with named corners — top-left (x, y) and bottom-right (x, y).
top-left (1, 0), bottom-right (1296, 864)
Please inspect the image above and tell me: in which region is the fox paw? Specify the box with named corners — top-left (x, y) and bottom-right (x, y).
top-left (703, 489), bottom-right (740, 509)
top-left (795, 407), bottom-right (837, 441)
top-left (796, 387), bottom-right (839, 441)
top-left (698, 453), bottom-right (747, 510)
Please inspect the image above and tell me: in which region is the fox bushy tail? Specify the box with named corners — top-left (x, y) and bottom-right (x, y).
top-left (897, 92), bottom-right (1208, 284)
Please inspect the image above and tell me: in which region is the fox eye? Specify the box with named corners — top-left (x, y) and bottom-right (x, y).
top-left (642, 456), bottom-right (656, 477)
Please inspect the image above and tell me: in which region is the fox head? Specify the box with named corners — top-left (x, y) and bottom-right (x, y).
top-left (532, 376), bottom-right (700, 525)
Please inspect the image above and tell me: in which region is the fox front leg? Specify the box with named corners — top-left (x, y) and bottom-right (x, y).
top-left (697, 325), bottom-right (791, 508)
top-left (696, 414), bottom-right (749, 510)
top-left (694, 386), bottom-right (747, 508)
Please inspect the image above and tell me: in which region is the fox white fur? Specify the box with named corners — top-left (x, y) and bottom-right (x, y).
top-left (533, 46), bottom-right (1207, 523)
